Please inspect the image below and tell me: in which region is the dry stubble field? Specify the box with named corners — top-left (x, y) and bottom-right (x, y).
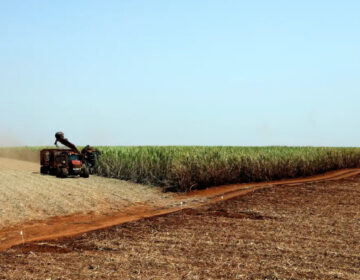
top-left (0, 157), bottom-right (180, 227)
top-left (1, 175), bottom-right (359, 279)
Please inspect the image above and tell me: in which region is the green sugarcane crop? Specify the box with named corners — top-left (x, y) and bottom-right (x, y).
top-left (94, 146), bottom-right (360, 192)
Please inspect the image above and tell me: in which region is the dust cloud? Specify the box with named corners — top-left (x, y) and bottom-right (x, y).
top-left (0, 130), bottom-right (39, 162)
top-left (0, 148), bottom-right (39, 162)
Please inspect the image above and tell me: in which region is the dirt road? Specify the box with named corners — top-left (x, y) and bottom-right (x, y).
top-left (1, 157), bottom-right (360, 252)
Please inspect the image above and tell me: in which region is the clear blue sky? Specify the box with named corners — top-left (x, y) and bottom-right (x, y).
top-left (1, 1), bottom-right (359, 146)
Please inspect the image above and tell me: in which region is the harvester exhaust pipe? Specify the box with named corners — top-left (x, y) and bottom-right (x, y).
top-left (54, 132), bottom-right (79, 153)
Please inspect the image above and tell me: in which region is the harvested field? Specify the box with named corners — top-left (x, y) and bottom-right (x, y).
top-left (1, 176), bottom-right (359, 279)
top-left (0, 157), bottom-right (179, 227)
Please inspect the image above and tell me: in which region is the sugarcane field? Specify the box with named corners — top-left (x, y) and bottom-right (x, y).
top-left (1, 1), bottom-right (359, 279)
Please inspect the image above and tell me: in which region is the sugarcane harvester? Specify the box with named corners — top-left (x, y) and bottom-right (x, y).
top-left (40, 132), bottom-right (100, 178)
top-left (54, 132), bottom-right (101, 174)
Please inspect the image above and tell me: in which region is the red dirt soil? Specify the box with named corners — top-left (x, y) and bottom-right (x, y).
top-left (1, 168), bottom-right (359, 252)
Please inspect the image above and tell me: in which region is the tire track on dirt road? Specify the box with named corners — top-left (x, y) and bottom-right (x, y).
top-left (1, 157), bottom-right (360, 252)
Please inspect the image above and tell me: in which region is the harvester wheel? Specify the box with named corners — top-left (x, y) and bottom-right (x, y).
top-left (62, 168), bottom-right (69, 177)
top-left (56, 167), bottom-right (62, 177)
top-left (40, 166), bottom-right (48, 174)
top-left (81, 166), bottom-right (90, 178)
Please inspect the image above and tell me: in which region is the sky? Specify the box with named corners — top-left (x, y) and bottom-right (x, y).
top-left (0, 0), bottom-right (359, 146)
